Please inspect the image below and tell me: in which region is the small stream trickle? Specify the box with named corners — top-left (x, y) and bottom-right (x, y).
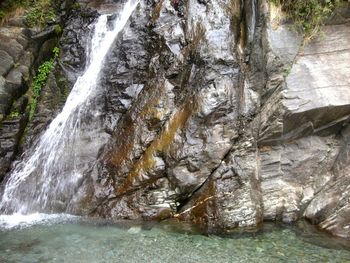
top-left (0, 0), bottom-right (139, 214)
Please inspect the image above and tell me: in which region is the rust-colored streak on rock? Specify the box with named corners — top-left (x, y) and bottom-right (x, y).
top-left (139, 97), bottom-right (161, 119)
top-left (150, 0), bottom-right (164, 23)
top-left (175, 181), bottom-right (217, 227)
top-left (116, 99), bottom-right (195, 196)
top-left (107, 81), bottom-right (165, 168)
top-left (108, 115), bottom-right (135, 167)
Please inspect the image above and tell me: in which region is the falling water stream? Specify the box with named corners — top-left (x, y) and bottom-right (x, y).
top-left (0, 0), bottom-right (140, 215)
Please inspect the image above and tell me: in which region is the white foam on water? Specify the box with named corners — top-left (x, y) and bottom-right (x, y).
top-left (0, 213), bottom-right (78, 229)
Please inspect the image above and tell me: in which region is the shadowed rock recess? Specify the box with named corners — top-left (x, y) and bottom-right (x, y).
top-left (1, 0), bottom-right (350, 239)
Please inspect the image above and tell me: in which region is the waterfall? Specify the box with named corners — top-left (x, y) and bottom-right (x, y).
top-left (0, 0), bottom-right (139, 215)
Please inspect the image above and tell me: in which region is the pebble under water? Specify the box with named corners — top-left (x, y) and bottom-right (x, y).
top-left (0, 216), bottom-right (350, 263)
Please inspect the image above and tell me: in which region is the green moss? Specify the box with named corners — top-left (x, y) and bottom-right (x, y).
top-left (54, 24), bottom-right (62, 35)
top-left (8, 108), bottom-right (19, 119)
top-left (282, 66), bottom-right (292, 78)
top-left (0, 11), bottom-right (5, 20)
top-left (269, 0), bottom-right (341, 39)
top-left (72, 2), bottom-right (81, 9)
top-left (29, 46), bottom-right (59, 120)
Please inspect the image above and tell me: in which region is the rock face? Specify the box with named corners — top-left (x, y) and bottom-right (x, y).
top-left (2, 0), bottom-right (350, 239)
top-left (0, 15), bottom-right (35, 181)
top-left (65, 0), bottom-right (350, 239)
top-left (60, 0), bottom-right (350, 239)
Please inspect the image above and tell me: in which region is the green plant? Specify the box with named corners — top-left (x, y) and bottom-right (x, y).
top-left (24, 0), bottom-right (56, 28)
top-left (269, 0), bottom-right (340, 39)
top-left (0, 11), bottom-right (5, 20)
top-left (29, 47), bottom-right (59, 119)
top-left (53, 46), bottom-right (59, 57)
top-left (0, 0), bottom-right (56, 27)
top-left (26, 9), bottom-right (55, 28)
top-left (0, 0), bottom-right (26, 24)
top-left (54, 24), bottom-right (62, 35)
top-left (282, 66), bottom-right (292, 77)
top-left (72, 2), bottom-right (81, 9)
top-left (8, 109), bottom-right (19, 119)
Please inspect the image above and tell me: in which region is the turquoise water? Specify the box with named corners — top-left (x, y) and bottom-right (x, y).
top-left (0, 216), bottom-right (350, 263)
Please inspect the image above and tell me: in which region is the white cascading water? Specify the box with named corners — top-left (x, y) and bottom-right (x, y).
top-left (0, 0), bottom-right (139, 217)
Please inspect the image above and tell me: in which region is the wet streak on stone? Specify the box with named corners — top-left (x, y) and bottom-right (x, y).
top-left (107, 114), bottom-right (135, 178)
top-left (175, 180), bottom-right (217, 230)
top-left (115, 99), bottom-right (196, 196)
top-left (106, 80), bottom-right (167, 172)
top-left (150, 0), bottom-right (165, 24)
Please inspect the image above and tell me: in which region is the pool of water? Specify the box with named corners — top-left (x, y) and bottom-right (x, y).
top-left (0, 215), bottom-right (350, 263)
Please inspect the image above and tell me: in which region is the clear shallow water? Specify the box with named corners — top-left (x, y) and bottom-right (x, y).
top-left (0, 216), bottom-right (350, 263)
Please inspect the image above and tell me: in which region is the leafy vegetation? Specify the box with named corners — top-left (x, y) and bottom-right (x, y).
top-left (0, 0), bottom-right (27, 12)
top-left (269, 0), bottom-right (341, 39)
top-left (26, 0), bottom-right (56, 28)
top-left (54, 24), bottom-right (62, 35)
top-left (0, 0), bottom-right (56, 28)
top-left (8, 109), bottom-right (20, 119)
top-left (0, 0), bottom-right (26, 25)
top-left (71, 2), bottom-right (81, 9)
top-left (29, 47), bottom-right (59, 119)
top-left (0, 10), bottom-right (5, 20)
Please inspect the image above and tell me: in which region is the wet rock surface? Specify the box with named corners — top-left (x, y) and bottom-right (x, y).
top-left (0, 16), bottom-right (34, 181)
top-left (65, 0), bottom-right (350, 239)
top-left (2, 0), bottom-right (350, 240)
